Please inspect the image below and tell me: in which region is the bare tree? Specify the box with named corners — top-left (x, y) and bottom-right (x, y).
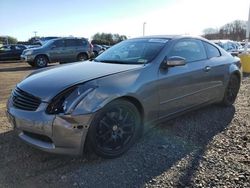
top-left (203, 20), bottom-right (246, 41)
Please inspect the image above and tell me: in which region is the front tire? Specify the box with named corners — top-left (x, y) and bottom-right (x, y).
top-left (221, 74), bottom-right (240, 106)
top-left (87, 99), bottom-right (142, 158)
top-left (34, 55), bottom-right (48, 68)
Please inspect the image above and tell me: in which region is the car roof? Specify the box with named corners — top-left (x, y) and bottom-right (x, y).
top-left (54, 37), bottom-right (87, 40)
top-left (132, 35), bottom-right (209, 41)
top-left (131, 35), bottom-right (215, 45)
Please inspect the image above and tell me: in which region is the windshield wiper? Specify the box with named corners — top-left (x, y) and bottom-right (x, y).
top-left (95, 59), bottom-right (143, 65)
top-left (96, 60), bottom-right (129, 64)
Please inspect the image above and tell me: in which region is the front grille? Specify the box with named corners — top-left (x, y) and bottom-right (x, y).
top-left (12, 87), bottom-right (41, 111)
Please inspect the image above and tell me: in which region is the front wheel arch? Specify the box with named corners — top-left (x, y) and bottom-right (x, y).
top-left (118, 96), bottom-right (144, 123)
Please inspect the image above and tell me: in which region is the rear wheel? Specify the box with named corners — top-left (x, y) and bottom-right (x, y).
top-left (34, 55), bottom-right (48, 68)
top-left (221, 74), bottom-right (240, 106)
top-left (77, 53), bottom-right (88, 61)
top-left (86, 99), bottom-right (142, 158)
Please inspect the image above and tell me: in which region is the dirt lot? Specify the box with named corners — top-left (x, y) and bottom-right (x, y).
top-left (0, 61), bottom-right (249, 188)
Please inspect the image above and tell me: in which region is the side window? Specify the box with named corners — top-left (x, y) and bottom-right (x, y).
top-left (53, 40), bottom-right (65, 48)
top-left (223, 43), bottom-right (229, 51)
top-left (15, 45), bottom-right (25, 50)
top-left (227, 42), bottom-right (234, 51)
top-left (10, 45), bottom-right (15, 50)
top-left (19, 45), bottom-right (26, 49)
top-left (65, 39), bottom-right (78, 47)
top-left (79, 39), bottom-right (87, 46)
top-left (15, 46), bottom-right (20, 50)
top-left (169, 39), bottom-right (206, 63)
top-left (204, 42), bottom-right (221, 58)
top-left (0, 46), bottom-right (11, 51)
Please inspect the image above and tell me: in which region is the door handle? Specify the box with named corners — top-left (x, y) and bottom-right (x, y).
top-left (204, 66), bottom-right (211, 72)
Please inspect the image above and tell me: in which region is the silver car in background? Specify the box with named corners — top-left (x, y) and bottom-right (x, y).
top-left (211, 39), bottom-right (243, 56)
top-left (6, 35), bottom-right (241, 158)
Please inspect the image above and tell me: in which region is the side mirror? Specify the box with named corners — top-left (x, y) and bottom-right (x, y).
top-left (161, 56), bottom-right (186, 69)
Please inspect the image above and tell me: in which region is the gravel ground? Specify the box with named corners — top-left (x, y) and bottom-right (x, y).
top-left (0, 61), bottom-right (249, 188)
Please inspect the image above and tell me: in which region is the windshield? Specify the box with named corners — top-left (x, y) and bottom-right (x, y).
top-left (42, 39), bottom-right (56, 47)
top-left (95, 38), bottom-right (168, 64)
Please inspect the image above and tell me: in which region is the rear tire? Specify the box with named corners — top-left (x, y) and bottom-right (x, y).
top-left (86, 99), bottom-right (142, 158)
top-left (34, 55), bottom-right (48, 68)
top-left (77, 53), bottom-right (88, 61)
top-left (221, 74), bottom-right (240, 106)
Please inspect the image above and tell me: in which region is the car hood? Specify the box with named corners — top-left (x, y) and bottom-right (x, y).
top-left (23, 46), bottom-right (44, 54)
top-left (18, 61), bottom-right (143, 102)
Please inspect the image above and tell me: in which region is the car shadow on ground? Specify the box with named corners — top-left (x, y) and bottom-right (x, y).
top-left (0, 64), bottom-right (57, 72)
top-left (0, 104), bottom-right (235, 187)
top-left (0, 66), bottom-right (36, 72)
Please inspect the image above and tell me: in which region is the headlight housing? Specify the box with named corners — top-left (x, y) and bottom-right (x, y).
top-left (25, 50), bottom-right (33, 55)
top-left (46, 84), bottom-right (96, 114)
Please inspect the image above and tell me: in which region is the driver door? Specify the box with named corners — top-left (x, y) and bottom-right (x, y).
top-left (158, 38), bottom-right (213, 119)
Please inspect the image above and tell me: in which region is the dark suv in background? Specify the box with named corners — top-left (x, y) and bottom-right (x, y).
top-left (21, 37), bottom-right (93, 67)
top-left (0, 44), bottom-right (27, 60)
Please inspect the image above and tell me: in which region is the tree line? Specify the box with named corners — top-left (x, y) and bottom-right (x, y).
top-left (0, 36), bottom-right (18, 44)
top-left (91, 33), bottom-right (127, 45)
top-left (1, 20), bottom-right (248, 45)
top-left (0, 33), bottom-right (128, 46)
top-left (203, 20), bottom-right (247, 41)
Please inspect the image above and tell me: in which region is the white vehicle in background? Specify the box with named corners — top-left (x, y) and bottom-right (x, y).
top-left (211, 40), bottom-right (243, 56)
top-left (238, 43), bottom-right (250, 53)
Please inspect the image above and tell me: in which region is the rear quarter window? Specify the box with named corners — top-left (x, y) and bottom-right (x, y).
top-left (204, 42), bottom-right (221, 58)
top-left (80, 39), bottom-right (87, 46)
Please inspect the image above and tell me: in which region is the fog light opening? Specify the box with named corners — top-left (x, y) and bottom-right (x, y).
top-left (77, 125), bottom-right (84, 129)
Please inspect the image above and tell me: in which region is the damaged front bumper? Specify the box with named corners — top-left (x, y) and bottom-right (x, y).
top-left (6, 100), bottom-right (94, 155)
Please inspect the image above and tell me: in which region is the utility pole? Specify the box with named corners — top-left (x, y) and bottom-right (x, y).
top-left (34, 31), bottom-right (37, 39)
top-left (244, 4), bottom-right (250, 53)
top-left (143, 22), bottom-right (146, 36)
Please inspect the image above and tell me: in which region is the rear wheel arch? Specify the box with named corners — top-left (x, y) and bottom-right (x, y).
top-left (231, 71), bottom-right (241, 83)
top-left (221, 73), bottom-right (241, 106)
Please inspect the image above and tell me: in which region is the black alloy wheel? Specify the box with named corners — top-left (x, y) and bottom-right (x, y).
top-left (87, 99), bottom-right (142, 158)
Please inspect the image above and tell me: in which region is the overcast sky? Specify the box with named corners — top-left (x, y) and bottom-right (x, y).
top-left (0, 0), bottom-right (249, 41)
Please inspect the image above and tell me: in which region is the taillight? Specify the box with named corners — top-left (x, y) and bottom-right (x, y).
top-left (89, 43), bottom-right (93, 51)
